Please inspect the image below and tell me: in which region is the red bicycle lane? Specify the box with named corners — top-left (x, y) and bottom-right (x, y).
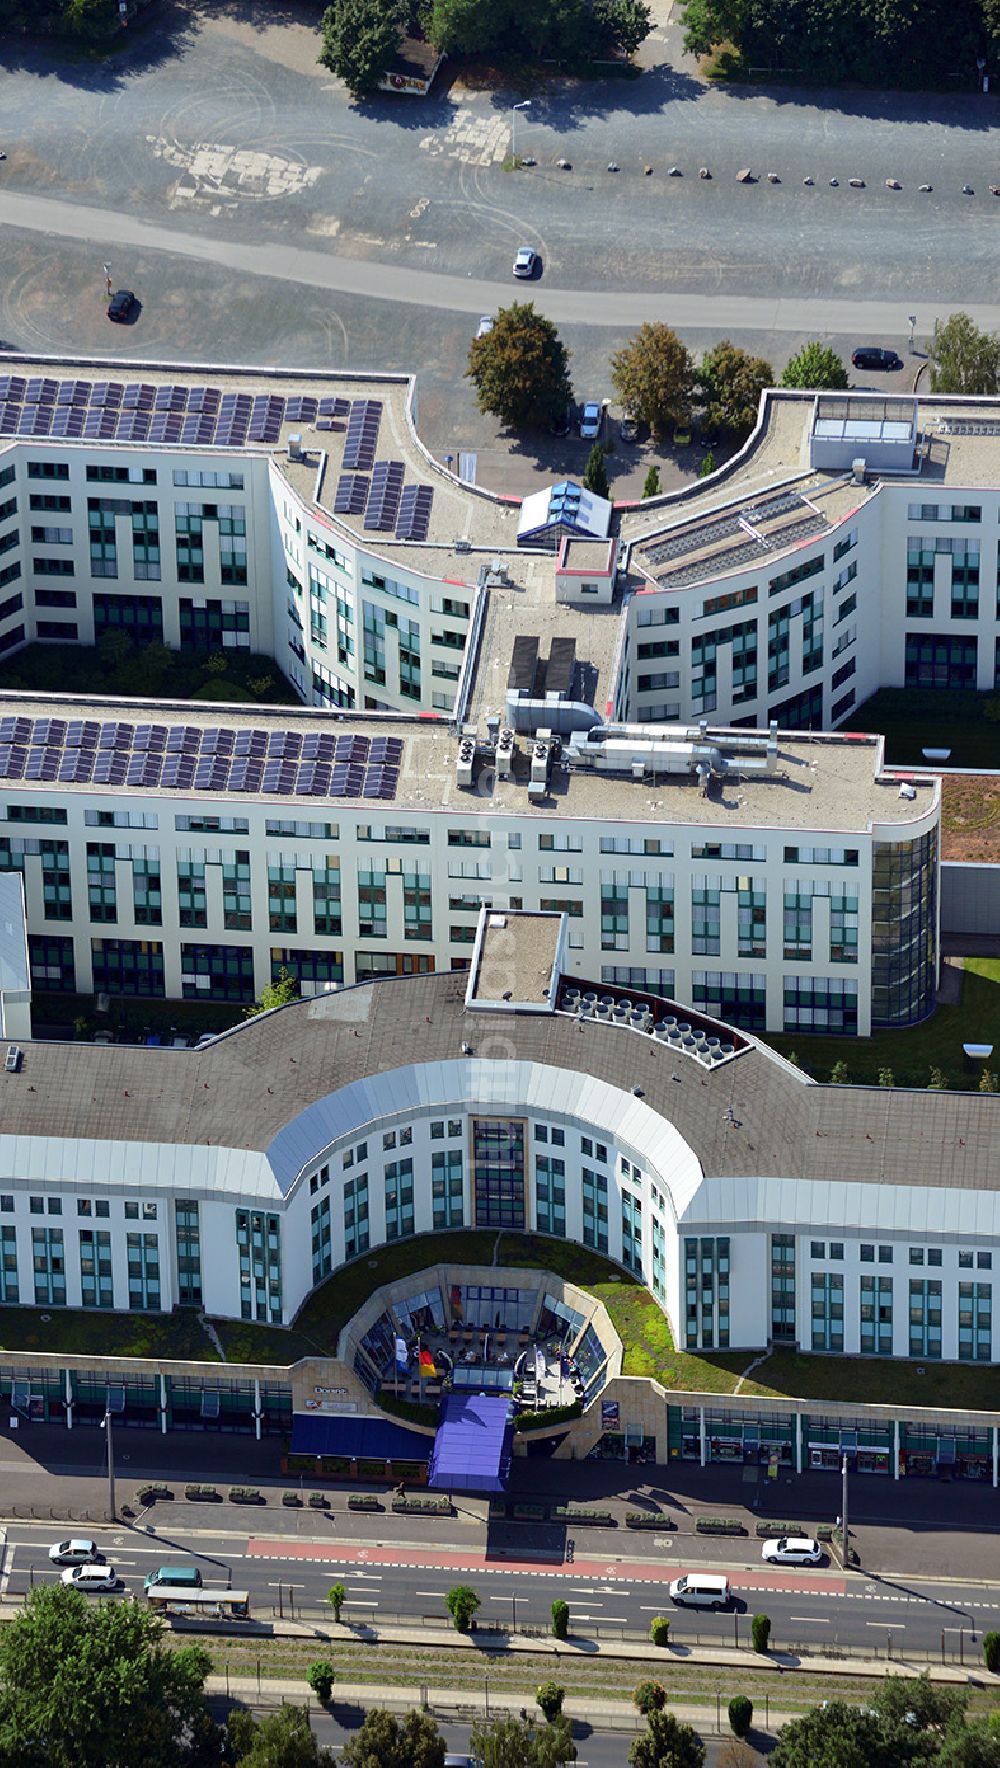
top-left (246, 1537), bottom-right (847, 1597)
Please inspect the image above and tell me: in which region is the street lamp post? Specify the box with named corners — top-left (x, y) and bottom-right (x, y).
top-left (841, 1452), bottom-right (849, 1571)
top-left (102, 1408), bottom-right (116, 1521)
top-left (908, 314), bottom-right (917, 352)
top-left (511, 100), bottom-right (531, 166)
top-left (103, 263), bottom-right (112, 299)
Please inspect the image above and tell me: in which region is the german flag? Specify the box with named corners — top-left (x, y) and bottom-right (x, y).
top-left (419, 1347), bottom-right (436, 1376)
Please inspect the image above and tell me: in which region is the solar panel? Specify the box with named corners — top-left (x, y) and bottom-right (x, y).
top-left (25, 377), bottom-right (58, 405)
top-left (343, 398), bottom-right (382, 471)
top-left (395, 483), bottom-right (434, 542)
top-left (0, 376), bottom-right (25, 401)
top-left (363, 460), bottom-right (404, 532)
top-left (334, 474), bottom-right (368, 515)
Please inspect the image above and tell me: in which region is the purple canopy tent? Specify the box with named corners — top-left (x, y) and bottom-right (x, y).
top-left (428, 1392), bottom-right (513, 1494)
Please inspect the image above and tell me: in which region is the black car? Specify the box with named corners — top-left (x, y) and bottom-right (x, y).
top-left (851, 345), bottom-right (902, 371)
top-left (108, 289), bottom-right (137, 323)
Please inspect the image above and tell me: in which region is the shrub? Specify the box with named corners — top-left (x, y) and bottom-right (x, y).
top-left (634, 1681), bottom-right (668, 1714)
top-left (536, 1681), bottom-right (565, 1721)
top-left (728, 1695), bottom-right (753, 1737)
top-left (307, 1659), bottom-right (335, 1702)
top-left (984, 1630), bottom-right (1000, 1673)
top-left (751, 1613), bottom-right (771, 1653)
top-left (446, 1585), bottom-right (481, 1632)
top-left (308, 1492), bottom-right (329, 1508)
top-left (649, 1615), bottom-right (671, 1646)
top-left (328, 1582), bottom-right (347, 1623)
top-left (282, 1491), bottom-right (301, 1507)
top-left (551, 1599), bottom-right (570, 1640)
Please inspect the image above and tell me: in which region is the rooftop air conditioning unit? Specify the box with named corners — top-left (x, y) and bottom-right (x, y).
top-left (454, 537), bottom-right (472, 553)
top-left (496, 728), bottom-right (515, 778)
top-left (287, 433), bottom-right (303, 462)
top-left (851, 456), bottom-right (867, 484)
top-left (898, 781), bottom-right (917, 800)
top-left (457, 738), bottom-right (476, 788)
top-left (531, 740), bottom-right (549, 785)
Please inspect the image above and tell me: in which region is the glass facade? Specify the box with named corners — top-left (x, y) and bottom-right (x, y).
top-left (685, 1235), bottom-right (730, 1350)
top-left (473, 1118), bottom-right (525, 1229)
top-left (127, 1232), bottom-right (161, 1311)
top-left (175, 1200), bottom-right (202, 1305)
top-left (534, 1154), bottom-right (566, 1237)
top-left (860, 1274), bottom-right (893, 1354)
top-left (432, 1149), bottom-right (464, 1229)
top-left (871, 831), bottom-right (937, 1026)
top-left (236, 1209), bottom-right (282, 1322)
top-left (811, 1270), bottom-right (844, 1351)
top-left (770, 1233), bottom-right (795, 1343)
top-left (80, 1228), bottom-right (114, 1308)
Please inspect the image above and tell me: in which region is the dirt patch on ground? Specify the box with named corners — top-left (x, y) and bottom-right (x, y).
top-left (941, 774), bottom-right (1000, 862)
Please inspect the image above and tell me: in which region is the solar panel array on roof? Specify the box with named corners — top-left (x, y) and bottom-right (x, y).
top-left (0, 376), bottom-right (345, 450)
top-left (343, 399), bottom-right (382, 471)
top-left (364, 460), bottom-right (404, 531)
top-left (395, 484), bottom-right (434, 542)
top-left (334, 474), bottom-right (369, 515)
top-left (0, 717), bottom-right (403, 801)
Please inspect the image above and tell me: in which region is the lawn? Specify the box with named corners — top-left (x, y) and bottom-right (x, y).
top-left (0, 1304), bottom-right (219, 1361)
top-left (0, 640), bottom-right (299, 708)
top-left (742, 1346), bottom-right (1000, 1413)
top-left (292, 1230), bottom-right (500, 1353)
top-left (767, 959), bottom-right (1000, 1088)
top-left (851, 687), bottom-right (1000, 770)
top-left (208, 1318), bottom-right (311, 1366)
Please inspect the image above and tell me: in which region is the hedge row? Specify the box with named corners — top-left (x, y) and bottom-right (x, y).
top-left (695, 1516), bottom-right (746, 1535)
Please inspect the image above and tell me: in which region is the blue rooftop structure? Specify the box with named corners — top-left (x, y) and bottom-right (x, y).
top-left (427, 1392), bottom-right (513, 1494)
top-left (290, 1412), bottom-right (431, 1462)
top-left (517, 480), bottom-right (612, 549)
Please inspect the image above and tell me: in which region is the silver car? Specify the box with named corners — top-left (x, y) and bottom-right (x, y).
top-left (49, 1538), bottom-right (101, 1566)
top-left (512, 247), bottom-right (538, 279)
top-left (761, 1535), bottom-right (823, 1565)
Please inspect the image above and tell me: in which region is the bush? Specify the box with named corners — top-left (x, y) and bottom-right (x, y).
top-left (229, 1487), bottom-right (263, 1505)
top-left (550, 1505), bottom-right (613, 1525)
top-left (536, 1681), bottom-right (565, 1721)
top-left (308, 1492), bottom-right (329, 1508)
top-left (551, 1599), bottom-right (570, 1640)
top-left (626, 1511), bottom-right (672, 1529)
top-left (446, 1585), bottom-right (481, 1632)
top-left (984, 1630), bottom-right (1000, 1673)
top-left (751, 1613), bottom-right (771, 1653)
top-left (136, 1483), bottom-right (171, 1505)
top-left (185, 1484), bottom-right (218, 1501)
top-left (515, 1400), bottom-right (583, 1431)
top-left (649, 1615), bottom-right (671, 1646)
top-left (347, 1494), bottom-right (381, 1511)
top-left (695, 1517), bottom-right (745, 1535)
top-left (728, 1695), bottom-right (753, 1736)
top-left (328, 1582), bottom-right (347, 1623)
top-left (634, 1681), bottom-right (668, 1714)
top-left (307, 1659), bottom-right (335, 1702)
top-left (282, 1491), bottom-right (302, 1507)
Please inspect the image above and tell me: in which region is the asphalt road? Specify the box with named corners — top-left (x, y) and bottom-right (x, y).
top-left (3, 1520), bottom-right (996, 1662)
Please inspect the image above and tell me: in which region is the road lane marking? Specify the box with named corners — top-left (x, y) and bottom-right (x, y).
top-left (866, 1620), bottom-right (906, 1628)
top-left (790, 1615), bottom-right (830, 1623)
top-left (415, 1590), bottom-right (450, 1598)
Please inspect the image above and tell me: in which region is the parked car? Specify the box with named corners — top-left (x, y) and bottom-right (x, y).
top-left (476, 316), bottom-right (494, 339)
top-left (49, 1538), bottom-right (102, 1566)
top-left (579, 401), bottom-right (603, 440)
top-left (673, 422), bottom-right (692, 447)
top-left (619, 412), bottom-right (639, 443)
top-left (512, 247), bottom-right (538, 279)
top-left (61, 1564), bottom-right (120, 1592)
top-left (549, 407), bottom-right (572, 438)
top-left (851, 346), bottom-right (902, 371)
top-left (761, 1536), bottom-right (823, 1565)
top-left (107, 289), bottom-right (137, 323)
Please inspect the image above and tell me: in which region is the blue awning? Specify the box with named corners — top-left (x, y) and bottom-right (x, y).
top-left (290, 1412), bottom-right (431, 1461)
top-left (428, 1393), bottom-right (513, 1494)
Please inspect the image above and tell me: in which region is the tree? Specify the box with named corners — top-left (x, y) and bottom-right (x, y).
top-left (466, 303), bottom-right (573, 431)
top-left (583, 444), bottom-right (609, 499)
top-left (878, 1067), bottom-right (895, 1088)
top-left (648, 1615), bottom-right (670, 1646)
top-left (307, 1660), bottom-right (335, 1702)
top-left (429, 0), bottom-right (512, 53)
top-left (130, 640), bottom-right (176, 695)
top-left (717, 1745), bottom-right (757, 1768)
top-left (780, 342), bottom-right (849, 391)
top-left (551, 1598), bottom-right (569, 1639)
top-left (871, 1672), bottom-right (964, 1735)
top-left (341, 1709), bottom-right (445, 1768)
top-left (630, 1710), bottom-right (705, 1768)
top-left (928, 1066), bottom-right (949, 1090)
top-left (679, 0), bottom-right (746, 57)
top-left (984, 1631), bottom-right (1000, 1673)
top-left (445, 1584), bottom-right (481, 1631)
top-left (471, 1716), bottom-right (575, 1768)
top-left (536, 1682), bottom-right (565, 1722)
top-left (611, 324), bottom-right (696, 443)
top-left (594, 0), bottom-right (654, 54)
top-left (0, 1583), bottom-right (215, 1768)
top-left (937, 1718), bottom-right (1000, 1768)
top-left (980, 1069), bottom-right (998, 1093)
top-left (698, 450), bottom-right (716, 476)
top-left (930, 313), bottom-right (1000, 396)
top-left (830, 1060), bottom-right (849, 1084)
top-left (770, 1699), bottom-right (922, 1768)
top-left (641, 466), bottom-right (661, 499)
top-left (634, 1682), bottom-right (668, 1715)
top-left (327, 1582), bottom-right (347, 1622)
top-left (318, 0), bottom-right (403, 99)
top-left (235, 1703), bottom-right (334, 1765)
top-left (750, 1612), bottom-right (770, 1652)
top-left (699, 339), bottom-right (773, 435)
top-left (244, 966), bottom-right (300, 1021)
top-left (60, 0), bottom-right (118, 38)
top-left (728, 1696), bottom-right (753, 1737)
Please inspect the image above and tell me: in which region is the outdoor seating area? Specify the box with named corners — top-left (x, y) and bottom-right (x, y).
top-left (353, 1277), bottom-right (606, 1415)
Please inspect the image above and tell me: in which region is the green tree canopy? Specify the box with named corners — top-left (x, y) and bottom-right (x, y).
top-left (769, 1699), bottom-right (924, 1768)
top-left (470, 1716), bottom-right (576, 1768)
top-left (244, 965), bottom-right (300, 1020)
top-left (779, 341), bottom-right (849, 391)
top-left (629, 1711), bottom-right (706, 1768)
top-left (0, 1585), bottom-right (214, 1768)
top-left (583, 444), bottom-right (609, 499)
top-left (233, 1703), bottom-right (334, 1766)
top-left (341, 1710), bottom-right (446, 1768)
top-left (930, 313), bottom-right (1000, 396)
top-left (699, 339), bottom-right (774, 434)
top-left (936, 1718), bottom-right (1000, 1768)
top-left (428, 0), bottom-right (512, 54)
top-left (679, 0), bottom-right (982, 87)
top-left (871, 1672), bottom-right (965, 1735)
top-left (594, 0), bottom-right (654, 53)
top-left (319, 0), bottom-right (403, 98)
top-left (610, 324), bottom-right (696, 443)
top-left (466, 303), bottom-right (573, 430)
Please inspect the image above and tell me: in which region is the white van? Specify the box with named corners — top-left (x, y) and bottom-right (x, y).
top-left (668, 1572), bottom-right (731, 1609)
